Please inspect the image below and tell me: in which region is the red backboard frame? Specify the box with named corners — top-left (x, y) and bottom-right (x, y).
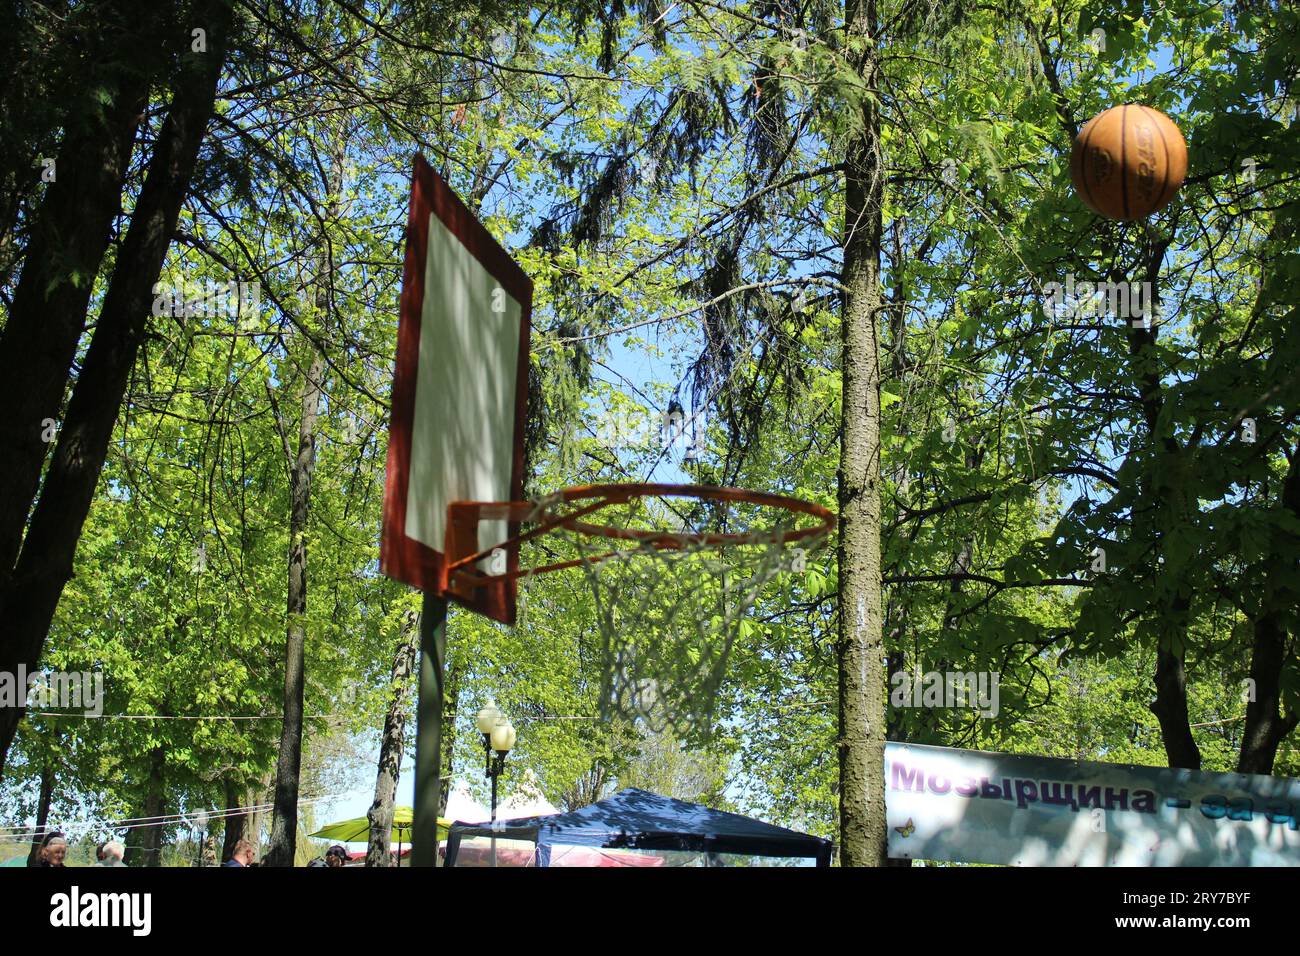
top-left (381, 154), bottom-right (532, 624)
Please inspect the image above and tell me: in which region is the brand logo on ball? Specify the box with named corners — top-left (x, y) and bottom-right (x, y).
top-left (1087, 145), bottom-right (1114, 185)
top-left (1134, 122), bottom-right (1158, 204)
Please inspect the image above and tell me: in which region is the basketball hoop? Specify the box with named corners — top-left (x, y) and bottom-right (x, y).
top-left (442, 484), bottom-right (836, 734)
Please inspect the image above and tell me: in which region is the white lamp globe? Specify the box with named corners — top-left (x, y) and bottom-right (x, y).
top-left (476, 700), bottom-right (502, 735)
top-left (490, 721), bottom-right (517, 752)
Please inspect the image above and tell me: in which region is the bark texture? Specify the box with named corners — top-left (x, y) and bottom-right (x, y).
top-left (125, 747), bottom-right (167, 867)
top-left (26, 760), bottom-right (53, 866)
top-left (837, 0), bottom-right (888, 867)
top-left (367, 610), bottom-right (421, 867)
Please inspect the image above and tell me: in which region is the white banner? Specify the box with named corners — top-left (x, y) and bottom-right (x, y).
top-left (886, 743), bottom-right (1300, 866)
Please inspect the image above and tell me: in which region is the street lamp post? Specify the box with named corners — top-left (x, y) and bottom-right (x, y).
top-left (191, 810), bottom-right (209, 867)
top-left (476, 699), bottom-right (516, 866)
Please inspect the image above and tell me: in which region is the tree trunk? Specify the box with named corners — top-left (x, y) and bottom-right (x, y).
top-left (1238, 450), bottom-right (1300, 773)
top-left (126, 747), bottom-right (167, 867)
top-left (265, 131), bottom-right (348, 865)
top-left (222, 776), bottom-right (254, 862)
top-left (837, 0), bottom-right (888, 867)
top-left (243, 771), bottom-right (273, 856)
top-left (367, 609), bottom-right (421, 866)
top-left (0, 0), bottom-right (166, 588)
top-left (1150, 643), bottom-right (1201, 769)
top-left (26, 760), bottom-right (54, 866)
top-left (439, 659), bottom-right (462, 815)
top-left (1124, 243), bottom-right (1202, 771)
top-left (264, 343), bottom-right (326, 867)
top-left (0, 0), bottom-right (236, 777)
top-left (1238, 613), bottom-right (1298, 773)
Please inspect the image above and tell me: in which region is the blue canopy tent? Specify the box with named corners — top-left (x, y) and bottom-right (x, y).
top-left (444, 788), bottom-right (833, 867)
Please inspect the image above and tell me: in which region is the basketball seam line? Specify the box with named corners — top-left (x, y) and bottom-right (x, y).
top-left (1120, 104), bottom-right (1130, 219)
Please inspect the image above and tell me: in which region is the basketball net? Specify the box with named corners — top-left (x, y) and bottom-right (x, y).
top-left (564, 517), bottom-right (813, 736)
top-left (472, 486), bottom-right (834, 737)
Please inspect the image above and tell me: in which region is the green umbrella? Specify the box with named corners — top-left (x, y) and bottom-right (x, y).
top-left (309, 807), bottom-right (452, 866)
top-left (1, 854), bottom-right (28, 867)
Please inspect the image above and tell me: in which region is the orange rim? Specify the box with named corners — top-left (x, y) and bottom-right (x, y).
top-left (444, 483), bottom-right (836, 587)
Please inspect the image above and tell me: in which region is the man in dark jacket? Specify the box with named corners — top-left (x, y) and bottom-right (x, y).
top-left (223, 839), bottom-right (256, 867)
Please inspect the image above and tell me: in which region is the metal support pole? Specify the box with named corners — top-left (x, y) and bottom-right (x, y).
top-left (490, 767), bottom-right (498, 868)
top-left (411, 593), bottom-right (448, 868)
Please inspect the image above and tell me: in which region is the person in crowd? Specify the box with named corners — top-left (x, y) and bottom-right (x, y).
top-left (96, 841), bottom-right (127, 867)
top-left (308, 844), bottom-right (349, 867)
top-left (223, 838), bottom-right (256, 867)
top-left (30, 832), bottom-right (68, 867)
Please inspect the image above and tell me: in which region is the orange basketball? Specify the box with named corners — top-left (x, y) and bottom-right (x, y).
top-left (1069, 105), bottom-right (1188, 220)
